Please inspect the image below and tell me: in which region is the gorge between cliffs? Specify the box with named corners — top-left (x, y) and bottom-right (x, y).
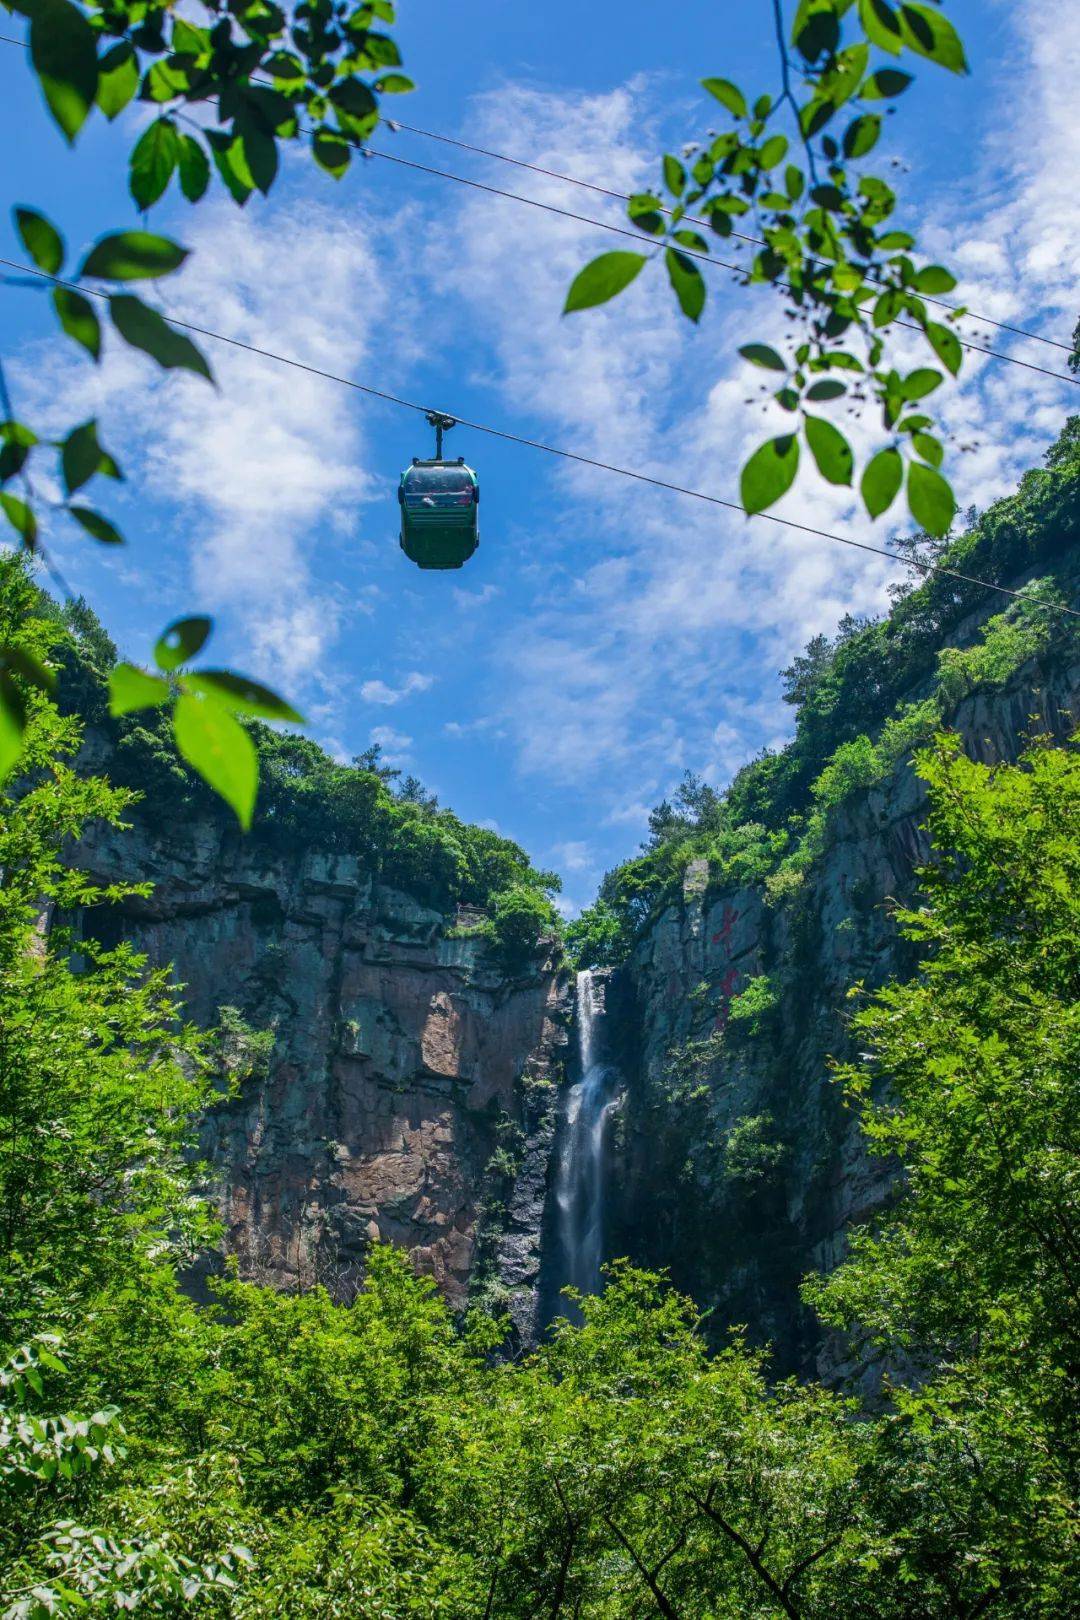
top-left (66, 554), bottom-right (1080, 1381)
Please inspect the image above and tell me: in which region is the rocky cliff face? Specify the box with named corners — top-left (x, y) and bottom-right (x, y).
top-left (71, 813), bottom-right (570, 1340)
top-left (605, 645), bottom-right (1080, 1380)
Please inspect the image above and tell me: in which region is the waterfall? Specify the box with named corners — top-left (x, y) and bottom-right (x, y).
top-left (552, 969), bottom-right (620, 1312)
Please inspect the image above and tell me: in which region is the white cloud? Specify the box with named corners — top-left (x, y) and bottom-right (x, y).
top-left (434, 8), bottom-right (1076, 812)
top-left (13, 194), bottom-right (397, 691)
top-left (369, 724), bottom-right (413, 767)
top-left (360, 671), bottom-right (434, 704)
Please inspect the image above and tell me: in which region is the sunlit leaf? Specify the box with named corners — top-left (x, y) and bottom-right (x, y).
top-left (901, 368), bottom-right (943, 400)
top-left (913, 264), bottom-right (957, 295)
top-left (374, 73), bottom-right (414, 92)
top-left (912, 431), bottom-right (944, 468)
top-left (926, 321), bottom-right (962, 376)
top-left (15, 207), bottom-right (65, 274)
top-left (155, 616), bottom-right (212, 672)
top-left (861, 68), bottom-right (913, 99)
top-left (701, 77), bottom-right (747, 118)
top-left (0, 641), bottom-right (56, 693)
top-left (109, 296), bottom-right (213, 382)
top-left (665, 247), bottom-right (705, 322)
top-left (27, 0), bottom-right (99, 143)
top-left (898, 2), bottom-right (969, 74)
top-left (564, 252), bottom-right (647, 313)
top-left (804, 415), bottom-right (854, 486)
top-left (843, 115), bottom-right (881, 159)
top-left (173, 693), bottom-right (258, 829)
top-left (663, 154), bottom-right (686, 197)
top-left (858, 0), bottom-right (904, 55)
top-left (741, 434), bottom-right (799, 515)
top-left (130, 118), bottom-right (181, 210)
top-left (861, 446), bottom-right (903, 517)
top-left (52, 287), bottom-right (101, 359)
top-left (61, 419), bottom-right (119, 495)
top-left (907, 459), bottom-right (956, 536)
top-left (0, 492), bottom-right (37, 548)
top-left (184, 671), bottom-right (304, 722)
top-left (312, 129), bottom-right (351, 179)
top-left (79, 232), bottom-right (188, 281)
top-left (0, 673), bottom-right (27, 781)
top-left (96, 40), bottom-right (139, 120)
top-left (109, 662), bottom-right (169, 716)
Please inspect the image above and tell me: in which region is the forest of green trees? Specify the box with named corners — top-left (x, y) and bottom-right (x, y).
top-left (2, 452), bottom-right (1078, 1614)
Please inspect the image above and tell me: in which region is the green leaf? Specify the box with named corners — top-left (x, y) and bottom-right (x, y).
top-left (861, 68), bottom-right (913, 99)
top-left (130, 118), bottom-right (181, 210)
top-left (843, 114), bottom-right (882, 159)
top-left (178, 136), bottom-right (211, 204)
top-left (792, 0), bottom-right (840, 62)
top-left (907, 459), bottom-right (956, 536)
top-left (858, 0), bottom-right (904, 55)
top-left (740, 434), bottom-right (799, 515)
top-left (0, 421), bottom-right (35, 483)
top-left (184, 671), bottom-right (304, 722)
top-left (109, 296), bottom-right (214, 383)
top-left (860, 446), bottom-right (903, 518)
top-left (109, 662), bottom-right (170, 717)
top-left (69, 505), bottom-right (123, 544)
top-left (238, 120), bottom-right (278, 197)
top-left (898, 3), bottom-right (969, 73)
top-left (208, 131), bottom-right (256, 204)
top-left (96, 41), bottom-right (139, 120)
top-left (0, 492), bottom-right (37, 547)
top-left (665, 248), bottom-right (705, 322)
top-left (62, 420), bottom-right (119, 494)
top-left (739, 343), bottom-right (786, 372)
top-left (913, 264), bottom-right (957, 295)
top-left (912, 431), bottom-right (943, 468)
top-left (663, 154), bottom-right (686, 197)
top-left (52, 287), bottom-right (101, 359)
top-left (805, 379), bottom-right (846, 401)
top-left (155, 616), bottom-right (212, 672)
top-left (901, 368), bottom-right (943, 400)
top-left (374, 73), bottom-right (414, 92)
top-left (79, 232), bottom-right (188, 281)
top-left (804, 415), bottom-right (854, 486)
top-left (701, 77), bottom-right (747, 118)
top-left (0, 641), bottom-right (56, 693)
top-left (312, 130), bottom-right (351, 179)
top-left (926, 321), bottom-right (962, 376)
top-left (564, 251), bottom-right (647, 313)
top-left (0, 673), bottom-right (27, 781)
top-left (15, 207), bottom-right (65, 274)
top-left (173, 693), bottom-right (258, 829)
top-left (27, 0), bottom-right (99, 143)
top-left (758, 134), bottom-right (789, 169)
top-left (628, 194), bottom-right (666, 236)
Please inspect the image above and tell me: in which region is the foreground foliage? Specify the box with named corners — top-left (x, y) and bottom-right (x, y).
top-left (1, 572), bottom-right (1078, 1613)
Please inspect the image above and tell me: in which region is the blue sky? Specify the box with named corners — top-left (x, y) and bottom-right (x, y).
top-left (1, 1), bottom-right (1076, 911)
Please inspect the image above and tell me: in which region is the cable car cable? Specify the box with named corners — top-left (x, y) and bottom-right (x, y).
top-left (361, 145), bottom-right (1080, 391)
top-left (2, 255), bottom-right (1076, 619)
top-left (382, 116), bottom-right (1075, 356)
top-left (0, 27), bottom-right (1072, 362)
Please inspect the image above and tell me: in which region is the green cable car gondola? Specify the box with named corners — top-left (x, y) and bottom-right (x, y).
top-left (399, 412), bottom-right (479, 570)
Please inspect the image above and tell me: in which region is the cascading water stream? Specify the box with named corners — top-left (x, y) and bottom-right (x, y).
top-left (552, 969), bottom-right (620, 1311)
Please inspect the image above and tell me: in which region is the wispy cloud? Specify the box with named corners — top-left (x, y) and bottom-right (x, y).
top-left (14, 193), bottom-right (396, 691)
top-left (434, 6), bottom-right (1076, 816)
top-left (360, 670), bottom-right (434, 704)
